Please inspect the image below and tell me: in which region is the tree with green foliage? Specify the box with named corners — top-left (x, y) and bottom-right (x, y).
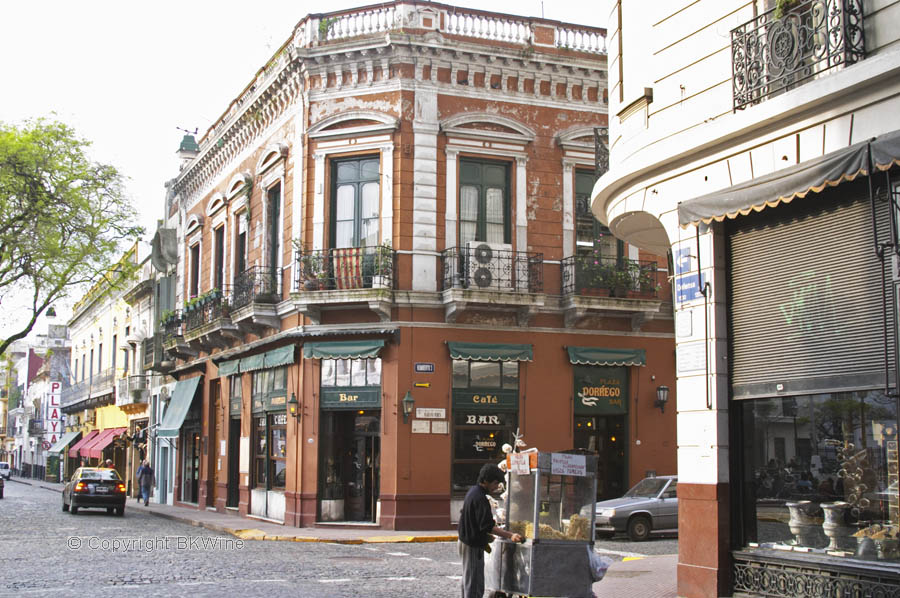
top-left (0, 118), bottom-right (144, 358)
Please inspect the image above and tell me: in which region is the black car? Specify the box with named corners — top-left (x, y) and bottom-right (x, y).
top-left (62, 467), bottom-right (126, 516)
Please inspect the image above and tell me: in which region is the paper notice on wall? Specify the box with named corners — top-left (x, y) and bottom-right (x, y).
top-left (220, 440), bottom-right (226, 457)
top-left (239, 436), bottom-right (250, 473)
top-left (509, 452), bottom-right (530, 475)
top-left (411, 420), bottom-right (431, 434)
top-left (551, 453), bottom-right (586, 477)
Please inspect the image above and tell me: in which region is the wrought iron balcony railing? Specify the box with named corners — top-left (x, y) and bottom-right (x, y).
top-left (561, 254), bottom-right (663, 298)
top-left (61, 379), bottom-right (90, 408)
top-left (183, 287), bottom-right (233, 333)
top-left (440, 245), bottom-right (543, 293)
top-left (233, 267), bottom-right (282, 309)
top-left (731, 0), bottom-right (864, 111)
top-left (294, 246), bottom-right (396, 291)
top-left (117, 374), bottom-right (149, 406)
top-left (27, 418), bottom-right (44, 435)
top-left (161, 311), bottom-right (183, 342)
top-left (91, 368), bottom-right (115, 393)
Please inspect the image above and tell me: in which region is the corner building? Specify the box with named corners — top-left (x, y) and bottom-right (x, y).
top-left (155, 1), bottom-right (676, 531)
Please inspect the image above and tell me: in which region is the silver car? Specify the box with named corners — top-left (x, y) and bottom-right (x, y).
top-left (594, 475), bottom-right (678, 541)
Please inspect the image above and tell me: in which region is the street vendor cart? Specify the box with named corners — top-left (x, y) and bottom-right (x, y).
top-left (486, 451), bottom-right (598, 598)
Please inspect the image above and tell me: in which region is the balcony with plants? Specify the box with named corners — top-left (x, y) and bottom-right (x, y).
top-left (181, 287), bottom-right (240, 351)
top-left (731, 0), bottom-right (865, 111)
top-left (231, 266), bottom-right (283, 334)
top-left (439, 244), bottom-right (544, 325)
top-left (291, 242), bottom-right (395, 325)
top-left (560, 252), bottom-right (666, 328)
top-left (161, 309), bottom-right (195, 359)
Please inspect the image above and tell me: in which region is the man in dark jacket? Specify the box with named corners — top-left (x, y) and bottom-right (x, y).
top-left (458, 463), bottom-right (523, 598)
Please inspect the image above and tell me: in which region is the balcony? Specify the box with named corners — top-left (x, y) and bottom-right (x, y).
top-left (292, 246), bottom-right (396, 324)
top-left (161, 311), bottom-right (197, 359)
top-left (231, 267), bottom-right (282, 333)
top-left (182, 287), bottom-right (240, 351)
top-left (439, 245), bottom-right (544, 325)
top-left (560, 255), bottom-right (665, 328)
top-left (27, 418), bottom-right (44, 435)
top-left (142, 333), bottom-right (171, 373)
top-left (731, 0), bottom-right (864, 111)
top-left (61, 379), bottom-right (90, 409)
top-left (116, 374), bottom-right (149, 408)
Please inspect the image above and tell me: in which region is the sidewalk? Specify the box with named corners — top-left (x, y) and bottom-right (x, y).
top-left (15, 475), bottom-right (679, 596)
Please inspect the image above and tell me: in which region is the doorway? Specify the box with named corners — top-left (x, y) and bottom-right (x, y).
top-left (226, 417), bottom-right (240, 508)
top-left (181, 428), bottom-right (200, 503)
top-left (319, 410), bottom-right (380, 522)
top-left (574, 415), bottom-right (627, 501)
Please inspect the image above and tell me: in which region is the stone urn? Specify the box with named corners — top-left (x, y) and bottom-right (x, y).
top-left (786, 500), bottom-right (824, 547)
top-left (821, 501), bottom-right (855, 551)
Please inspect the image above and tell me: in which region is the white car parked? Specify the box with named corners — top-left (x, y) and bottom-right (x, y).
top-left (0, 462), bottom-right (10, 480)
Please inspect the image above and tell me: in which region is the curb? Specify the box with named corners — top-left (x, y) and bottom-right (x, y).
top-left (25, 480), bottom-right (456, 545)
top-left (141, 505), bottom-right (457, 544)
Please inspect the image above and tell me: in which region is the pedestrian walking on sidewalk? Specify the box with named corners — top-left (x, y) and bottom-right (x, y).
top-left (137, 459), bottom-right (155, 506)
top-left (458, 463), bottom-right (523, 598)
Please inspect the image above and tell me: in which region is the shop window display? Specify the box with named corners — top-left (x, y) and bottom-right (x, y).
top-left (739, 391), bottom-right (899, 562)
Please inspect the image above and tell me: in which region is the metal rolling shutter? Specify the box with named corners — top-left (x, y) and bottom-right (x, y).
top-left (726, 180), bottom-right (895, 399)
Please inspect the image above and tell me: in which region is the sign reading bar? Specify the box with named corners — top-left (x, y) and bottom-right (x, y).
top-left (320, 387), bottom-right (381, 410)
top-left (416, 408), bottom-right (446, 419)
top-left (551, 453), bottom-right (587, 477)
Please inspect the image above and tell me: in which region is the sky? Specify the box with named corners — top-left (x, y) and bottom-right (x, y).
top-left (0, 0), bottom-right (605, 339)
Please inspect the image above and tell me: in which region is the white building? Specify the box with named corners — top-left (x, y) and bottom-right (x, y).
top-left (593, 1), bottom-right (900, 596)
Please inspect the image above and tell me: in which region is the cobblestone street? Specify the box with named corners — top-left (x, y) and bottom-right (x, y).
top-left (1, 481), bottom-right (463, 598)
top-left (0, 479), bottom-right (678, 598)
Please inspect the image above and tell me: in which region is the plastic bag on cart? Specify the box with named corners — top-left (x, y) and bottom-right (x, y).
top-left (588, 548), bottom-right (614, 582)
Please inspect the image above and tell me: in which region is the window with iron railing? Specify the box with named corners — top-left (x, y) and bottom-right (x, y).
top-left (731, 0), bottom-right (865, 111)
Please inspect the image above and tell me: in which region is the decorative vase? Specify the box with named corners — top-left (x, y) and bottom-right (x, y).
top-left (786, 500), bottom-right (823, 547)
top-left (821, 501), bottom-right (855, 551)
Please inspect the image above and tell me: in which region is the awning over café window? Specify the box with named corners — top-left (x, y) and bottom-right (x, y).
top-left (566, 346), bottom-right (646, 367)
top-left (263, 345), bottom-right (295, 368)
top-left (68, 430), bottom-right (98, 459)
top-left (678, 128), bottom-right (900, 227)
top-left (239, 354), bottom-right (265, 373)
top-left (216, 358), bottom-right (240, 377)
top-left (303, 340), bottom-right (385, 360)
top-left (447, 342), bottom-right (533, 362)
top-left (157, 377), bottom-right (202, 438)
top-left (48, 430), bottom-right (80, 455)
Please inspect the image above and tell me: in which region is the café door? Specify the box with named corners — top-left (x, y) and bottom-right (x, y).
top-left (574, 415), bottom-right (627, 500)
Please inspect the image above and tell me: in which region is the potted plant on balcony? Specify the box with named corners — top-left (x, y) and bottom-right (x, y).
top-left (372, 241), bottom-right (392, 289)
top-left (299, 250), bottom-right (326, 291)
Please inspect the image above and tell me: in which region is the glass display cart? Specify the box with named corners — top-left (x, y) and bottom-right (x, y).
top-left (486, 451), bottom-right (598, 598)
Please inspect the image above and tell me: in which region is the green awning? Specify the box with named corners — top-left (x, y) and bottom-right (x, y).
top-left (264, 345), bottom-right (295, 368)
top-left (217, 358), bottom-right (240, 377)
top-left (48, 430), bottom-right (81, 454)
top-left (157, 377), bottom-right (202, 438)
top-left (303, 340), bottom-right (385, 360)
top-left (240, 353), bottom-right (265, 373)
top-left (566, 346), bottom-right (646, 366)
top-left (447, 342), bottom-right (533, 362)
